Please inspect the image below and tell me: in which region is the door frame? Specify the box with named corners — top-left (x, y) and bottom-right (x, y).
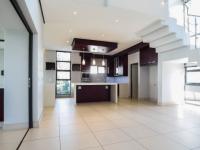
top-left (130, 63), bottom-right (138, 99)
top-left (10, 0), bottom-right (33, 128)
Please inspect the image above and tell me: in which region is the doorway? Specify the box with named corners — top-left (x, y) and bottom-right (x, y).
top-left (130, 63), bottom-right (138, 100)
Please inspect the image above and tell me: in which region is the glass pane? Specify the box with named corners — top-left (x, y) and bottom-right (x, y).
top-left (57, 62), bottom-right (70, 70)
top-left (0, 0), bottom-right (30, 148)
top-left (57, 80), bottom-right (71, 95)
top-left (57, 52), bottom-right (70, 61)
top-left (98, 66), bottom-right (105, 74)
top-left (57, 71), bottom-right (70, 79)
top-left (187, 66), bottom-right (200, 71)
top-left (187, 71), bottom-right (200, 83)
top-left (90, 66), bottom-right (97, 74)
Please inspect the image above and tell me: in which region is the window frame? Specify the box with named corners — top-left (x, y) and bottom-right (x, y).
top-left (56, 51), bottom-right (71, 97)
top-left (98, 66), bottom-right (106, 74)
top-left (185, 65), bottom-right (200, 86)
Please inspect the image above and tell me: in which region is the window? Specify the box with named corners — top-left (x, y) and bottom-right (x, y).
top-left (98, 66), bottom-right (106, 74)
top-left (90, 66), bottom-right (98, 74)
top-left (186, 66), bottom-right (200, 84)
top-left (57, 62), bottom-right (70, 70)
top-left (57, 52), bottom-right (70, 61)
top-left (56, 51), bottom-right (71, 97)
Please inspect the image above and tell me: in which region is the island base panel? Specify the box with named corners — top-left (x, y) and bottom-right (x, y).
top-left (76, 85), bottom-right (110, 103)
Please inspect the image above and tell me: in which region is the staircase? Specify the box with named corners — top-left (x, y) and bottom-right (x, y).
top-left (137, 17), bottom-right (200, 65)
top-left (137, 18), bottom-right (190, 53)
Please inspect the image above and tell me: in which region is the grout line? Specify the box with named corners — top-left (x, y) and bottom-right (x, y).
top-left (58, 109), bottom-right (62, 150)
top-left (16, 128), bottom-right (30, 150)
top-left (82, 117), bottom-right (106, 150)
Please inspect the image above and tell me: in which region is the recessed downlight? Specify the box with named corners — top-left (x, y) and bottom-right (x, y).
top-left (161, 0), bottom-right (166, 6)
top-left (73, 11), bottom-right (77, 15)
top-left (115, 19), bottom-right (119, 23)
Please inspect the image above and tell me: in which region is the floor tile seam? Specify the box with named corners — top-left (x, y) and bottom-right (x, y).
top-left (21, 136), bottom-right (60, 143)
top-left (58, 109), bottom-right (62, 150)
top-left (82, 116), bottom-right (106, 150)
top-left (164, 133), bottom-right (200, 150)
top-left (114, 124), bottom-right (149, 150)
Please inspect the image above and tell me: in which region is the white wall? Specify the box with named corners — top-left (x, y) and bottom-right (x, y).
top-left (44, 50), bottom-right (56, 107)
top-left (161, 62), bottom-right (185, 105)
top-left (4, 30), bottom-right (29, 127)
top-left (158, 47), bottom-right (189, 105)
top-left (0, 50), bottom-right (4, 88)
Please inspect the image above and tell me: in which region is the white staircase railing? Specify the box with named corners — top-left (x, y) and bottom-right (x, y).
top-left (183, 1), bottom-right (200, 49)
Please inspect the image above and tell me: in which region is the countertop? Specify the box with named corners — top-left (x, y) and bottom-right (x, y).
top-left (74, 82), bottom-right (117, 86)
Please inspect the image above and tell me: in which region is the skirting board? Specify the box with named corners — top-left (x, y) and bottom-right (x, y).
top-left (3, 122), bottom-right (29, 130)
top-left (0, 122), bottom-right (3, 128)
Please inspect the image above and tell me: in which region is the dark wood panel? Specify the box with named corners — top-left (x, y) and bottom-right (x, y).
top-left (140, 46), bottom-right (158, 66)
top-left (114, 42), bottom-right (149, 57)
top-left (0, 89), bottom-right (4, 121)
top-left (76, 85), bottom-right (110, 103)
top-left (107, 56), bottom-right (114, 77)
top-left (72, 38), bottom-right (118, 53)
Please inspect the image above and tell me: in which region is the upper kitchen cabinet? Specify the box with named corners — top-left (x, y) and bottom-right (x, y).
top-left (140, 46), bottom-right (158, 66)
top-left (109, 54), bottom-right (128, 77)
top-left (107, 56), bottom-right (114, 77)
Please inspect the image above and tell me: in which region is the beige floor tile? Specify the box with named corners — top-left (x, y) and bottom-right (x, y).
top-left (24, 127), bottom-right (59, 141)
top-left (166, 131), bottom-right (200, 149)
top-left (59, 123), bottom-right (91, 136)
top-left (87, 121), bottom-right (118, 132)
top-left (19, 99), bottom-right (200, 150)
top-left (121, 125), bottom-right (158, 139)
top-left (0, 142), bottom-right (20, 150)
top-left (39, 119), bottom-right (59, 128)
top-left (138, 135), bottom-right (189, 150)
top-left (0, 129), bottom-right (27, 143)
top-left (111, 118), bottom-right (142, 128)
top-left (94, 129), bottom-right (131, 145)
top-left (60, 133), bottom-right (100, 150)
top-left (188, 127), bottom-right (200, 136)
top-left (19, 138), bottom-right (60, 150)
top-left (103, 140), bottom-right (146, 150)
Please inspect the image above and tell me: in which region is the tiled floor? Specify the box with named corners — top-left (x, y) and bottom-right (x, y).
top-left (0, 129), bottom-right (27, 150)
top-left (17, 98), bottom-right (200, 150)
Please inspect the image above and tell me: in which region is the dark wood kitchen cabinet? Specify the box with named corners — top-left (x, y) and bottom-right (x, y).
top-left (140, 46), bottom-right (157, 66)
top-left (0, 88), bottom-right (4, 121)
top-left (107, 56), bottom-right (114, 77)
top-left (113, 54), bottom-right (128, 76)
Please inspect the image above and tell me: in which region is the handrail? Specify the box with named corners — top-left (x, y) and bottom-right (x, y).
top-left (183, 1), bottom-right (200, 49)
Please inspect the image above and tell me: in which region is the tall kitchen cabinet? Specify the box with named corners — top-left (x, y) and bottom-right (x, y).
top-left (107, 54), bottom-right (128, 77)
top-left (0, 89), bottom-right (4, 121)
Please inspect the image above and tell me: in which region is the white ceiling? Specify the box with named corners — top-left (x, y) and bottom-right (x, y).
top-left (42, 0), bottom-right (168, 55)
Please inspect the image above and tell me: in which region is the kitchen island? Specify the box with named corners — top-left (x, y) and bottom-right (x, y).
top-left (74, 83), bottom-right (118, 103)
